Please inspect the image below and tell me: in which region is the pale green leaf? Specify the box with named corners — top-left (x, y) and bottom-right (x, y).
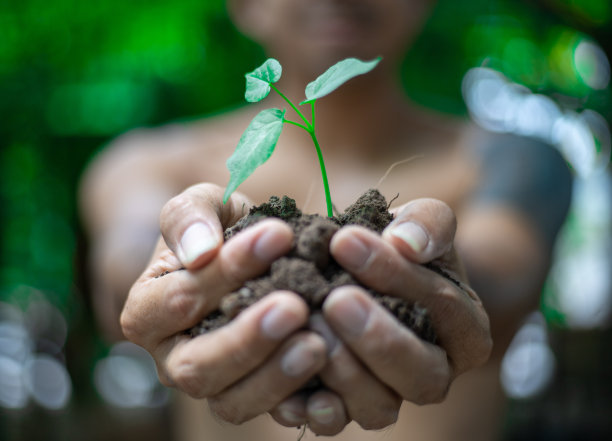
top-left (301, 57), bottom-right (382, 104)
top-left (244, 58), bottom-right (282, 102)
top-left (223, 108), bottom-right (286, 203)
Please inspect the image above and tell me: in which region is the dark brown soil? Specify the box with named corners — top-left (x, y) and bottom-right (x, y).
top-left (190, 189), bottom-right (436, 344)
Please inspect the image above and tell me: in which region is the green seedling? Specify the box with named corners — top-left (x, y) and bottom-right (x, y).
top-left (222, 56), bottom-right (381, 217)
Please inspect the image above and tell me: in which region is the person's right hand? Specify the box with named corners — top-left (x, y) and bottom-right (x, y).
top-left (120, 183), bottom-right (328, 423)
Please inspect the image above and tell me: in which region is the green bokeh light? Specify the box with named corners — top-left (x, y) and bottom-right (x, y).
top-left (46, 81), bottom-right (156, 135)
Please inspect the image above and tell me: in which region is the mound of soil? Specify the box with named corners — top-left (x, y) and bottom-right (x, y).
top-left (190, 189), bottom-right (436, 345)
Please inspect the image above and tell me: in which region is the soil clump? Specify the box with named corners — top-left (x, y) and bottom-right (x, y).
top-left (190, 189), bottom-right (436, 345)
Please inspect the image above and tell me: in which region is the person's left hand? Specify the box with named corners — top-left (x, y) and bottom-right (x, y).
top-left (269, 198), bottom-right (492, 435)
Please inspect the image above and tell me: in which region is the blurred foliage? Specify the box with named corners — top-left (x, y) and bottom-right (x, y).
top-left (0, 0), bottom-right (610, 432)
top-left (404, 0), bottom-right (612, 114)
top-left (0, 0), bottom-right (264, 314)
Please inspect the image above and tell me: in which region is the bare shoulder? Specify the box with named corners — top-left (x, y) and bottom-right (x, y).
top-left (84, 107), bottom-right (255, 182)
top-left (79, 106), bottom-right (257, 232)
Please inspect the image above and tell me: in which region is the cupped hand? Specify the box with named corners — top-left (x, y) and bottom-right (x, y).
top-left (120, 183), bottom-right (327, 423)
top-left (271, 198), bottom-right (492, 434)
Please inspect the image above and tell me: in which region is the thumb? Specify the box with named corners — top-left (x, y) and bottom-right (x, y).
top-left (160, 183), bottom-right (252, 269)
top-left (382, 198), bottom-right (456, 264)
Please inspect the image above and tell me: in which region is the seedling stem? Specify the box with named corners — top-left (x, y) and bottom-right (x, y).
top-left (223, 57), bottom-right (381, 218)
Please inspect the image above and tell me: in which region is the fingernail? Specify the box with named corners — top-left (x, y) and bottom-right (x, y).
top-left (336, 236), bottom-right (370, 269)
top-left (325, 290), bottom-right (369, 337)
top-left (179, 223), bottom-right (219, 265)
top-left (309, 406), bottom-right (335, 425)
top-left (389, 222), bottom-right (429, 253)
top-left (253, 227), bottom-right (286, 261)
top-left (281, 341), bottom-right (320, 377)
top-left (261, 305), bottom-right (297, 340)
top-left (278, 407), bottom-right (305, 425)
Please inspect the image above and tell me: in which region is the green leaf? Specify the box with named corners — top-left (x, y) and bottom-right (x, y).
top-left (244, 58), bottom-right (282, 102)
top-left (301, 57), bottom-right (382, 104)
top-left (223, 108), bottom-right (286, 203)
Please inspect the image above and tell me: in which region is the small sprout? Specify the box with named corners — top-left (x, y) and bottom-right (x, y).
top-left (301, 57), bottom-right (382, 104)
top-left (225, 108), bottom-right (286, 201)
top-left (244, 58), bottom-right (282, 102)
top-left (223, 56), bottom-right (382, 217)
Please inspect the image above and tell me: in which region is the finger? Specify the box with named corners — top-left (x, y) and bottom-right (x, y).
top-left (160, 183), bottom-right (252, 268)
top-left (310, 314), bottom-right (401, 430)
top-left (305, 389), bottom-right (348, 436)
top-left (120, 219), bottom-right (293, 348)
top-left (330, 226), bottom-right (491, 374)
top-left (207, 332), bottom-right (327, 424)
top-left (384, 198), bottom-right (456, 263)
top-left (330, 225), bottom-right (438, 303)
top-left (158, 292), bottom-right (310, 397)
top-left (270, 394), bottom-right (308, 427)
top-left (324, 287), bottom-right (452, 404)
top-left (319, 344), bottom-right (400, 430)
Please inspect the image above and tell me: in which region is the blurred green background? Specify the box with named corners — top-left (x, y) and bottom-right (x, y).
top-left (1, 0), bottom-right (611, 440)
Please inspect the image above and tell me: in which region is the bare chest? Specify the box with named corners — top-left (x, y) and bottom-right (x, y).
top-left (234, 148), bottom-right (479, 215)
top-left (169, 125), bottom-right (478, 216)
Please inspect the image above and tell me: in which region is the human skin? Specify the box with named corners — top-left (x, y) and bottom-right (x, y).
top-left (120, 184), bottom-right (492, 434)
top-left (80, 0), bottom-right (554, 437)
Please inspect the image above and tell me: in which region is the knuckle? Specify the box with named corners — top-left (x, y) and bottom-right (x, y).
top-left (219, 246), bottom-right (253, 288)
top-left (412, 382), bottom-right (449, 405)
top-left (168, 356), bottom-right (208, 398)
top-left (160, 185), bottom-right (221, 236)
top-left (189, 182), bottom-right (223, 200)
top-left (165, 283), bottom-right (203, 325)
top-left (431, 280), bottom-right (462, 320)
top-left (155, 359), bottom-right (176, 388)
top-left (208, 397), bottom-right (249, 424)
top-left (426, 198), bottom-right (456, 227)
top-left (434, 283), bottom-right (493, 372)
top-left (221, 255), bottom-right (245, 286)
top-left (438, 200), bottom-right (456, 226)
top-left (367, 252), bottom-right (404, 293)
top-left (119, 307), bottom-right (142, 344)
top-left (160, 193), bottom-right (191, 227)
top-left (227, 336), bottom-right (255, 367)
top-left (119, 285), bottom-right (147, 343)
top-left (223, 192), bottom-right (252, 225)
